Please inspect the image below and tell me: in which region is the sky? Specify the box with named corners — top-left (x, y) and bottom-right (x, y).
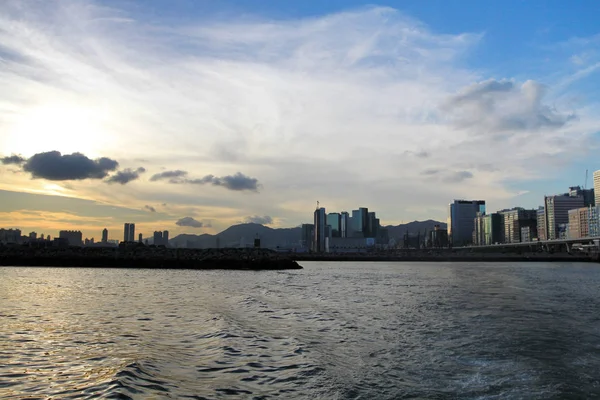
top-left (1, 0), bottom-right (600, 240)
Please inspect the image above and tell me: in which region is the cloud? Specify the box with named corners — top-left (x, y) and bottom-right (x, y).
top-left (22, 151), bottom-right (119, 181)
top-left (421, 169), bottom-right (473, 183)
top-left (1, 154), bottom-right (26, 165)
top-left (1, 2), bottom-right (600, 227)
top-left (175, 217), bottom-right (210, 228)
top-left (150, 170), bottom-right (260, 191)
top-left (187, 172), bottom-right (260, 192)
top-left (106, 167), bottom-right (146, 185)
top-left (443, 79), bottom-right (576, 133)
top-left (150, 170), bottom-right (188, 182)
top-left (244, 215), bottom-right (273, 225)
top-left (144, 205), bottom-right (156, 212)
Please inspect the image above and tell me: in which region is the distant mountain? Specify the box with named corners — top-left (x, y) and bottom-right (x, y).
top-left (384, 219), bottom-right (447, 240)
top-left (169, 220), bottom-right (446, 249)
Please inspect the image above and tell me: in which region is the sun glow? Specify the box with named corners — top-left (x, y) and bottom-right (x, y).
top-left (4, 103), bottom-right (113, 157)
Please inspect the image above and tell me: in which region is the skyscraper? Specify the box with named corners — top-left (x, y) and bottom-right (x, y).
top-left (340, 212), bottom-right (350, 238)
top-left (351, 207), bottom-right (368, 237)
top-left (124, 223), bottom-right (135, 242)
top-left (326, 213), bottom-right (341, 237)
top-left (313, 207), bottom-right (326, 252)
top-left (594, 170), bottom-right (600, 206)
top-left (448, 200), bottom-right (485, 246)
top-left (163, 230), bottom-right (169, 246)
top-left (544, 194), bottom-right (584, 240)
top-left (102, 228), bottom-right (108, 243)
top-left (138, 233), bottom-right (143, 243)
top-left (153, 231), bottom-right (163, 246)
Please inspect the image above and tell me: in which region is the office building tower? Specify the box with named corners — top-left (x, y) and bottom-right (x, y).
top-left (484, 213), bottom-right (504, 245)
top-left (124, 223), bottom-right (135, 242)
top-left (448, 200), bottom-right (485, 246)
top-left (569, 186), bottom-right (595, 206)
top-left (568, 207), bottom-right (590, 239)
top-left (473, 212), bottom-right (486, 246)
top-left (163, 231), bottom-right (169, 246)
top-left (301, 224), bottom-right (314, 249)
top-left (340, 212), bottom-right (350, 238)
top-left (138, 233), bottom-right (143, 243)
top-left (367, 212), bottom-right (379, 238)
top-left (536, 207), bottom-right (546, 241)
top-left (314, 207), bottom-right (326, 252)
top-left (102, 228), bottom-right (108, 243)
top-left (326, 213), bottom-right (341, 237)
top-left (0, 228), bottom-right (22, 244)
top-left (500, 208), bottom-right (537, 243)
top-left (429, 225), bottom-right (449, 248)
top-left (544, 194), bottom-right (584, 240)
top-left (153, 231), bottom-right (163, 246)
top-left (59, 230), bottom-right (83, 246)
top-left (351, 207), bottom-right (369, 237)
top-left (29, 232), bottom-right (37, 241)
top-left (594, 170), bottom-right (600, 207)
top-left (589, 206), bottom-right (600, 237)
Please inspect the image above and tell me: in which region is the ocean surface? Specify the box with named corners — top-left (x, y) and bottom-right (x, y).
top-left (1, 261), bottom-right (600, 399)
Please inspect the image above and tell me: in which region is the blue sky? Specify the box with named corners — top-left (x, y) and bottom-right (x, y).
top-left (0, 0), bottom-right (599, 238)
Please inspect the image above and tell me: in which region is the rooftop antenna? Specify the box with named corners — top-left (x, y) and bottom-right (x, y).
top-left (316, 200), bottom-right (319, 210)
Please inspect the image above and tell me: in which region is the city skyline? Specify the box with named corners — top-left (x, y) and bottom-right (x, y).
top-left (1, 1), bottom-right (600, 238)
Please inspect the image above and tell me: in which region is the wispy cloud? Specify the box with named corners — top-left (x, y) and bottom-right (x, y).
top-left (0, 0), bottom-right (599, 230)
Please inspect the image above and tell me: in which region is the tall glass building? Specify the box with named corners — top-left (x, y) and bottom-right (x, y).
top-left (448, 200), bottom-right (485, 247)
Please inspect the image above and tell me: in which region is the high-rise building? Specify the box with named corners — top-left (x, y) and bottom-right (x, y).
top-left (500, 208), bottom-right (537, 243)
top-left (138, 233), bottom-right (143, 243)
top-left (367, 212), bottom-right (379, 238)
top-left (351, 207), bottom-right (368, 237)
top-left (326, 213), bottom-right (341, 237)
top-left (473, 212), bottom-right (486, 246)
top-left (569, 186), bottom-right (595, 206)
top-left (430, 225), bottom-right (449, 248)
top-left (59, 230), bottom-right (83, 246)
top-left (29, 232), bottom-right (37, 240)
top-left (568, 207), bottom-right (590, 239)
top-left (124, 223), bottom-right (135, 242)
top-left (102, 228), bottom-right (108, 243)
top-left (594, 170), bottom-right (600, 206)
top-left (536, 207), bottom-right (546, 241)
top-left (589, 206), bottom-right (600, 237)
top-left (0, 228), bottom-right (22, 244)
top-left (340, 212), bottom-right (350, 238)
top-left (153, 231), bottom-right (163, 246)
top-left (301, 224), bottom-right (314, 249)
top-left (314, 207), bottom-right (326, 252)
top-left (163, 231), bottom-right (169, 246)
top-left (448, 200), bottom-right (485, 246)
top-left (484, 213), bottom-right (504, 245)
top-left (544, 194), bottom-right (584, 240)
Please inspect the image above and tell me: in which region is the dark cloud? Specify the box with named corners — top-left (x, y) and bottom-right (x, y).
top-left (106, 167), bottom-right (146, 185)
top-left (446, 171), bottom-right (474, 182)
top-left (150, 170), bottom-right (188, 182)
top-left (1, 154), bottom-right (26, 165)
top-left (188, 172), bottom-right (260, 192)
top-left (421, 169), bottom-right (473, 182)
top-left (443, 79), bottom-right (576, 133)
top-left (176, 217), bottom-right (210, 228)
top-left (144, 205), bottom-right (156, 212)
top-left (244, 215), bottom-right (273, 225)
top-left (150, 169), bottom-right (261, 192)
top-left (23, 151), bottom-right (118, 181)
top-left (404, 150), bottom-right (430, 158)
